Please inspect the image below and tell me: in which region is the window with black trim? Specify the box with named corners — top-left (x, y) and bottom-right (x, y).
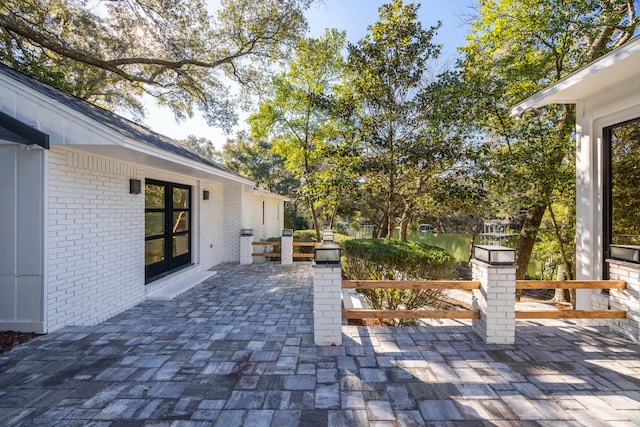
top-left (145, 179), bottom-right (192, 282)
top-left (604, 118), bottom-right (640, 267)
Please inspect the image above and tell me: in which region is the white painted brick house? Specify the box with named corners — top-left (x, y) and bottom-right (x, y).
top-left (0, 64), bottom-right (286, 334)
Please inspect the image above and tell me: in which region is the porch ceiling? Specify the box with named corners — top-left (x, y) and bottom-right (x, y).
top-left (511, 36), bottom-right (640, 116)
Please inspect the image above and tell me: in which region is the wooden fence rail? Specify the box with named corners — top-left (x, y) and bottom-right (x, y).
top-left (251, 241), bottom-right (319, 258)
top-left (341, 280), bottom-right (480, 320)
top-left (515, 279), bottom-right (627, 320)
top-left (341, 279), bottom-right (628, 321)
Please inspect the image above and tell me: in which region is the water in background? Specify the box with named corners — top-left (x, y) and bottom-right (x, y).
top-left (350, 227), bottom-right (542, 277)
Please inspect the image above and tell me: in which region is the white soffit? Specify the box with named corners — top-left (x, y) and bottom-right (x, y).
top-left (511, 36), bottom-right (640, 116)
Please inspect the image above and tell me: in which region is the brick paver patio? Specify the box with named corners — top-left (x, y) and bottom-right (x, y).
top-left (1, 262), bottom-right (640, 426)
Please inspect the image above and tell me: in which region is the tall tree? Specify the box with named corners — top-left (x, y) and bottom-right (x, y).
top-left (456, 0), bottom-right (638, 280)
top-left (0, 0), bottom-right (314, 128)
top-left (347, 0), bottom-right (443, 239)
top-left (221, 130), bottom-right (298, 196)
top-left (249, 29), bottom-right (348, 241)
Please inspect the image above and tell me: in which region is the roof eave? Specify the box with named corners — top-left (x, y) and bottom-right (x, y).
top-left (510, 35), bottom-right (640, 117)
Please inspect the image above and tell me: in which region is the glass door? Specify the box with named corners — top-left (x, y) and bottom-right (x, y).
top-left (145, 179), bottom-right (192, 282)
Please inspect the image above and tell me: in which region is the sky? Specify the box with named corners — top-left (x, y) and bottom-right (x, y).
top-left (142, 0), bottom-right (476, 149)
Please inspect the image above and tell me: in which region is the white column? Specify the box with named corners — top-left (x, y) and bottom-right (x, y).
top-left (313, 263), bottom-right (343, 346)
top-left (281, 233), bottom-right (293, 265)
top-left (240, 234), bottom-right (253, 265)
top-left (608, 259), bottom-right (640, 343)
top-left (472, 258), bottom-right (516, 345)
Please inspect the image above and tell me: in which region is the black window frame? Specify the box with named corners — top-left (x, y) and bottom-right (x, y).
top-left (603, 116), bottom-right (640, 277)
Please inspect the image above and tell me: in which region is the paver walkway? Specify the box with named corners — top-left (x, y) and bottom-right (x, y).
top-left (1, 262), bottom-right (640, 426)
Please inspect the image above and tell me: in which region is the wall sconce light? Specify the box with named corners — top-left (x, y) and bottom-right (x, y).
top-left (474, 245), bottom-right (515, 265)
top-left (610, 245), bottom-right (640, 264)
top-left (314, 241), bottom-right (341, 264)
top-left (282, 229), bottom-right (293, 237)
top-left (203, 190), bottom-right (210, 200)
top-left (240, 229), bottom-right (254, 236)
top-left (129, 179), bottom-right (141, 194)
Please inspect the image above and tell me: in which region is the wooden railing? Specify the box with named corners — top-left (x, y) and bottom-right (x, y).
top-left (515, 280), bottom-right (627, 319)
top-left (251, 241), bottom-right (280, 257)
top-left (341, 280), bottom-right (481, 320)
top-left (292, 242), bottom-right (318, 259)
top-left (251, 241), bottom-right (319, 258)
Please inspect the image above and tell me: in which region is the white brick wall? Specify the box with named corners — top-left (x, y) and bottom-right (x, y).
top-left (281, 235), bottom-right (293, 265)
top-left (200, 182), bottom-right (225, 268)
top-left (46, 147), bottom-right (145, 331)
top-left (608, 259), bottom-right (640, 342)
top-left (472, 260), bottom-right (516, 344)
top-left (313, 264), bottom-right (343, 346)
top-left (224, 184), bottom-right (243, 263)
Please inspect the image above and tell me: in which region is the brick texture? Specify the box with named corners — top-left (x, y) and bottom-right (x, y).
top-left (46, 148), bottom-right (145, 331)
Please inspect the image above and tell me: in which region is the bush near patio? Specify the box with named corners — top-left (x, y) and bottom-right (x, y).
top-left (343, 238), bottom-right (457, 325)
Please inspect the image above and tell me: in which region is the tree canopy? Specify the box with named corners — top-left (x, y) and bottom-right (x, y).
top-left (0, 0), bottom-right (314, 128)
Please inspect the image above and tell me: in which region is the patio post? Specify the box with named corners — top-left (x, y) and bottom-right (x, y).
top-left (607, 252), bottom-right (640, 342)
top-left (240, 229), bottom-right (253, 265)
top-left (281, 229), bottom-right (293, 265)
top-left (312, 263), bottom-right (342, 346)
top-left (312, 232), bottom-right (342, 346)
top-left (471, 245), bottom-right (516, 345)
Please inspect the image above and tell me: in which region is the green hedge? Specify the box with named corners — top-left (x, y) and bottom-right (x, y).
top-left (342, 238), bottom-right (456, 325)
top-left (343, 238), bottom-right (456, 281)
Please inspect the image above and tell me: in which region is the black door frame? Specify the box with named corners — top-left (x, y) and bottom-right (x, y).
top-left (145, 179), bottom-right (192, 282)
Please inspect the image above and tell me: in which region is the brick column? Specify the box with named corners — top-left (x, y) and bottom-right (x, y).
top-left (313, 263), bottom-right (343, 346)
top-left (281, 231), bottom-right (293, 265)
top-left (240, 231), bottom-right (253, 265)
top-left (472, 247), bottom-right (516, 344)
top-left (608, 259), bottom-right (640, 342)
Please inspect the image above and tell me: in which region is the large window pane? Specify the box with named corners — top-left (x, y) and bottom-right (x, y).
top-left (173, 212), bottom-right (189, 233)
top-left (145, 212), bottom-right (164, 237)
top-left (145, 184), bottom-right (164, 208)
top-left (610, 119), bottom-right (640, 245)
top-left (145, 239), bottom-right (165, 265)
top-left (173, 188), bottom-right (189, 209)
top-left (173, 234), bottom-right (190, 257)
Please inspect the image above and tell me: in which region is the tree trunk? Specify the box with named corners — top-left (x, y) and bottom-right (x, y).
top-left (308, 196), bottom-right (321, 242)
top-left (552, 264), bottom-right (571, 303)
top-left (399, 203), bottom-right (411, 241)
top-left (515, 204), bottom-right (547, 301)
top-left (516, 204), bottom-right (547, 280)
top-left (468, 232), bottom-right (476, 263)
top-left (548, 204), bottom-right (574, 280)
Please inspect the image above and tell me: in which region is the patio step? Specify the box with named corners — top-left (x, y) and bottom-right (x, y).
top-left (147, 271), bottom-right (217, 301)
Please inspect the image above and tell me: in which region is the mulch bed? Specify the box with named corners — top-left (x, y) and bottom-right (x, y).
top-left (0, 331), bottom-right (39, 355)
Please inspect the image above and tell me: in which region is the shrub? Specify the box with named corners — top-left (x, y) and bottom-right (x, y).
top-left (343, 238), bottom-right (456, 325)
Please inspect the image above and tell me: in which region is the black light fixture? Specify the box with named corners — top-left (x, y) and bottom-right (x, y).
top-left (241, 229), bottom-right (254, 236)
top-left (314, 241), bottom-right (341, 264)
top-left (474, 245), bottom-right (515, 265)
top-left (129, 179), bottom-right (141, 194)
top-left (282, 229), bottom-right (293, 237)
top-left (203, 190), bottom-right (210, 200)
top-left (610, 245), bottom-right (640, 264)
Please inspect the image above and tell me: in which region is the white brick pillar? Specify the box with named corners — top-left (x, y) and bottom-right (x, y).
top-left (608, 258), bottom-right (640, 342)
top-left (281, 230), bottom-right (293, 265)
top-left (472, 246), bottom-right (516, 345)
top-left (313, 263), bottom-right (343, 346)
top-left (240, 229), bottom-right (253, 265)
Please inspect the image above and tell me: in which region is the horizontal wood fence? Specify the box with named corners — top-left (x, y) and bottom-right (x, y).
top-left (341, 280), bottom-right (481, 320)
top-left (515, 280), bottom-right (627, 319)
top-left (252, 241), bottom-right (318, 258)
